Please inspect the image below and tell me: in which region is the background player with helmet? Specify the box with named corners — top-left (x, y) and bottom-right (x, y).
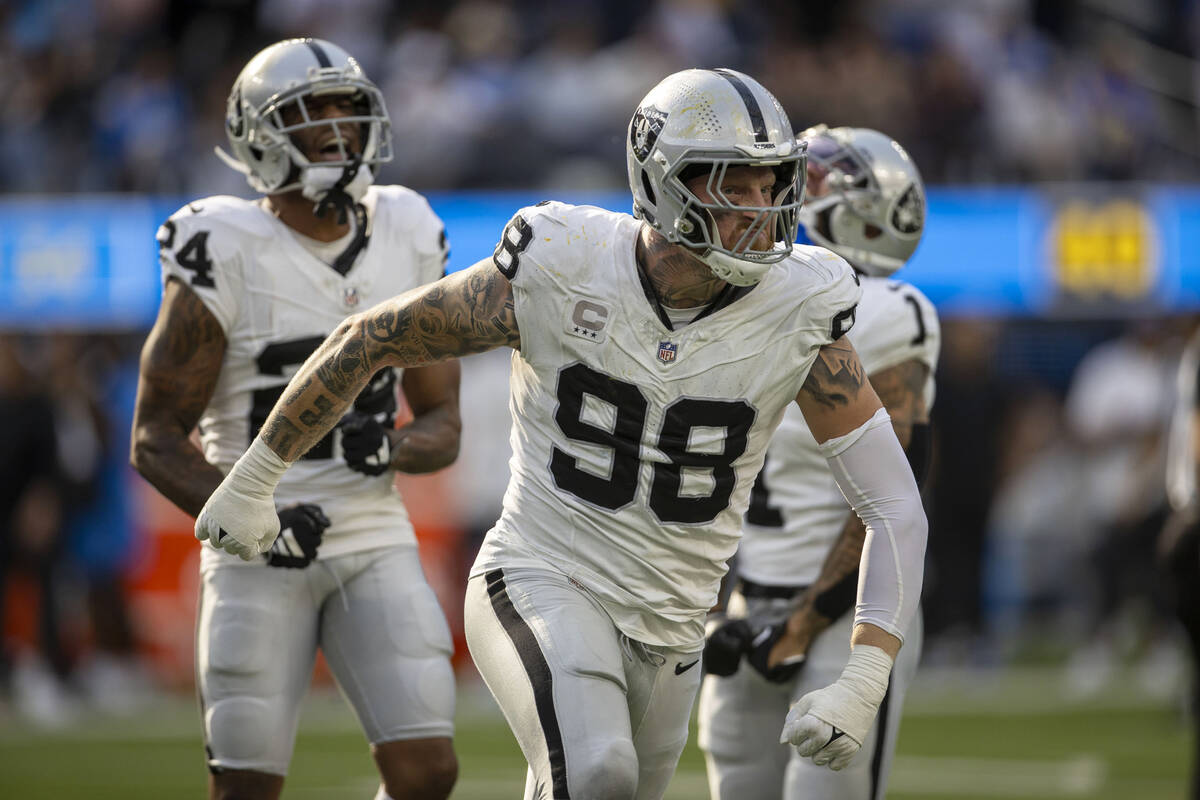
top-left (698, 125), bottom-right (938, 800)
top-left (129, 38), bottom-right (460, 800)
top-left (192, 67), bottom-right (929, 799)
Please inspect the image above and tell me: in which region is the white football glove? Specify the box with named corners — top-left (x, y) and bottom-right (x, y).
top-left (195, 438), bottom-right (289, 560)
top-left (780, 644), bottom-right (893, 770)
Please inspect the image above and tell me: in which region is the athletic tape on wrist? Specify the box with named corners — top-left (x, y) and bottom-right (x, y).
top-left (842, 644), bottom-right (893, 706)
top-left (231, 437), bottom-right (290, 497)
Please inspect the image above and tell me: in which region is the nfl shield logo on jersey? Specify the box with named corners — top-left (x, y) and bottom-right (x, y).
top-left (657, 341), bottom-right (677, 364)
top-left (342, 287), bottom-right (360, 308)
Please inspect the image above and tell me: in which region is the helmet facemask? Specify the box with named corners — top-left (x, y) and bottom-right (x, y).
top-left (626, 69), bottom-right (804, 286)
top-left (669, 153), bottom-right (805, 273)
top-left (218, 40), bottom-right (393, 216)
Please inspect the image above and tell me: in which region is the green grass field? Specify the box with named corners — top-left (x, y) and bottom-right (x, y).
top-left (0, 669), bottom-right (1192, 799)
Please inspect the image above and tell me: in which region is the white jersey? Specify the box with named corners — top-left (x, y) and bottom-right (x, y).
top-left (158, 186), bottom-right (448, 563)
top-left (738, 277), bottom-right (940, 588)
top-left (470, 202), bottom-right (861, 649)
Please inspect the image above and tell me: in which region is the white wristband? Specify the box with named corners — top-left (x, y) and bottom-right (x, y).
top-left (229, 437), bottom-right (290, 499)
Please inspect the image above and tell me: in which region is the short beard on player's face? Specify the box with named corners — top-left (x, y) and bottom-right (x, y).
top-left (716, 214), bottom-right (774, 254)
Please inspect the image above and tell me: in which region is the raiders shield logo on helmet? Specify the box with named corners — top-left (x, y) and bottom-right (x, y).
top-left (891, 185), bottom-right (924, 235)
top-left (630, 105), bottom-right (667, 163)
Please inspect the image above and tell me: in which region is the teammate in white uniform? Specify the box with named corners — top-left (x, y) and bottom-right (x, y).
top-left (698, 126), bottom-right (939, 800)
top-left (130, 39), bottom-right (460, 800)
top-left (193, 70), bottom-right (930, 800)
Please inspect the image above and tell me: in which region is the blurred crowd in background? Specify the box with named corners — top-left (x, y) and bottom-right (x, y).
top-left (3, 0), bottom-right (1198, 194)
top-left (2, 0), bottom-right (1200, 727)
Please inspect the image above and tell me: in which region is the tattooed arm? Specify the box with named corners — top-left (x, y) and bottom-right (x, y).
top-left (770, 359), bottom-right (930, 667)
top-left (779, 337), bottom-right (928, 767)
top-left (130, 278), bottom-right (227, 517)
top-left (386, 361), bottom-right (463, 474)
top-left (791, 338), bottom-right (928, 658)
top-left (195, 261), bottom-right (518, 557)
top-left (261, 260), bottom-right (517, 462)
top-left (795, 337), bottom-right (883, 442)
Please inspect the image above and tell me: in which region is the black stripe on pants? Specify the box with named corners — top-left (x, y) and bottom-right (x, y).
top-left (485, 569), bottom-right (571, 799)
top-left (869, 682), bottom-right (893, 800)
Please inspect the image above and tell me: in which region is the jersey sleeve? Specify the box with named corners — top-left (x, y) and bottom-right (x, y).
top-left (798, 254), bottom-right (863, 347)
top-left (491, 205), bottom-right (546, 284)
top-left (854, 282), bottom-right (941, 376)
top-left (411, 195), bottom-right (450, 283)
top-left (157, 204), bottom-right (242, 335)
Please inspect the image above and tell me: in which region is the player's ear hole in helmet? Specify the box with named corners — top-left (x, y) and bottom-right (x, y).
top-left (626, 68), bottom-right (806, 287)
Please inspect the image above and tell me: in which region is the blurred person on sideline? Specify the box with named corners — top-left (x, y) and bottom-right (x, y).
top-left (0, 334), bottom-right (74, 725)
top-left (193, 68), bottom-right (929, 798)
top-left (1161, 318), bottom-right (1200, 799)
top-left (922, 317), bottom-right (1008, 661)
top-left (130, 39), bottom-right (461, 800)
top-left (48, 333), bottom-right (154, 713)
top-left (697, 126), bottom-right (937, 800)
top-left (1063, 320), bottom-right (1177, 694)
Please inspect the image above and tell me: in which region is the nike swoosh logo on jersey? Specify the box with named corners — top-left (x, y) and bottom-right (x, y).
top-left (675, 659), bottom-right (700, 675)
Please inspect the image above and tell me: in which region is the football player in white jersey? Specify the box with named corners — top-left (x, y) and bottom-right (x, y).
top-left (698, 126), bottom-right (938, 800)
top-left (130, 39), bottom-right (460, 800)
top-left (193, 68), bottom-right (929, 799)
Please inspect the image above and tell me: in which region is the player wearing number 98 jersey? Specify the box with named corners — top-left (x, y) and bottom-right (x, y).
top-left (193, 69), bottom-right (930, 799)
top-left (131, 38), bottom-right (461, 800)
top-left (699, 126), bottom-right (939, 800)
top-left (472, 198), bottom-right (859, 650)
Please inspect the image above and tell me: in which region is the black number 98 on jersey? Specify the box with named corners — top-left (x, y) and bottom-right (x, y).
top-left (551, 364), bottom-right (755, 524)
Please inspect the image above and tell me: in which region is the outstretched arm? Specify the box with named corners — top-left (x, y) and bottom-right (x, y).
top-left (195, 261), bottom-right (517, 558)
top-left (262, 260), bottom-right (517, 462)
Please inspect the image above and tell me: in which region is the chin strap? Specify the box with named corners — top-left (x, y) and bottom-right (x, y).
top-left (698, 246), bottom-right (784, 287)
top-left (302, 157), bottom-right (370, 225)
top-left (329, 202), bottom-right (371, 276)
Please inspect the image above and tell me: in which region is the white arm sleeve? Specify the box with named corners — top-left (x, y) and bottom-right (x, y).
top-left (818, 407), bottom-right (928, 642)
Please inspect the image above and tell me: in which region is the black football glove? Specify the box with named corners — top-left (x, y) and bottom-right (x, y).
top-left (265, 503), bottom-right (330, 568)
top-left (746, 620), bottom-right (807, 684)
top-left (340, 411), bottom-right (392, 476)
top-left (703, 616), bottom-right (755, 677)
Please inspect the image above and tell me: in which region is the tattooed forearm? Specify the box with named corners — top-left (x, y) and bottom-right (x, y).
top-left (131, 279), bottom-right (228, 516)
top-left (868, 360), bottom-right (929, 449)
top-left (261, 415), bottom-right (305, 454)
top-left (801, 338), bottom-right (867, 410)
top-left (258, 260), bottom-right (517, 462)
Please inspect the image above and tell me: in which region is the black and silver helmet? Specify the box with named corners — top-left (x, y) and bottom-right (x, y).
top-left (798, 125), bottom-right (925, 277)
top-left (626, 69), bottom-right (805, 286)
top-left (217, 38), bottom-right (391, 198)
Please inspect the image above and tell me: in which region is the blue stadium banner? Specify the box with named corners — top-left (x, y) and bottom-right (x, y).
top-left (0, 188), bottom-right (1198, 330)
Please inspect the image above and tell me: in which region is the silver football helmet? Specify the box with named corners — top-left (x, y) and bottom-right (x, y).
top-left (626, 69), bottom-right (805, 286)
top-left (216, 38), bottom-right (391, 201)
top-left (798, 125), bottom-right (925, 277)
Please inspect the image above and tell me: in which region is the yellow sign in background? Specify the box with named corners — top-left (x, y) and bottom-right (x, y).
top-left (1051, 199), bottom-right (1158, 300)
